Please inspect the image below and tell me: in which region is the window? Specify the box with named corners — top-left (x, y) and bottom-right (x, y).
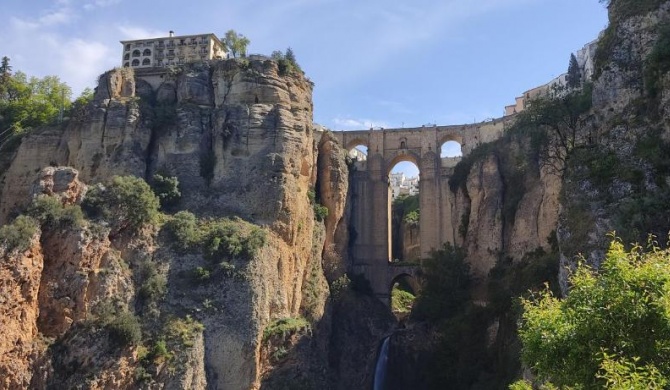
top-left (143, 49), bottom-right (151, 56)
top-left (132, 49), bottom-right (141, 57)
top-left (124, 53), bottom-right (130, 60)
top-left (124, 62), bottom-right (130, 67)
top-left (125, 44), bottom-right (130, 50)
top-left (142, 58), bottom-right (151, 65)
top-left (132, 59), bottom-right (140, 66)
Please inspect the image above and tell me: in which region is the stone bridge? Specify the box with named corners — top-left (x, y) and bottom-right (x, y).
top-left (333, 118), bottom-right (512, 304)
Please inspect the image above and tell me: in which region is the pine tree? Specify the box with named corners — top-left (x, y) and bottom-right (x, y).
top-left (566, 53), bottom-right (582, 89)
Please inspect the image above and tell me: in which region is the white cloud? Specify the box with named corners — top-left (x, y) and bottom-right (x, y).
top-left (117, 25), bottom-right (167, 40)
top-left (39, 8), bottom-right (76, 26)
top-left (5, 14), bottom-right (115, 95)
top-left (332, 117), bottom-right (392, 130)
top-left (84, 0), bottom-right (122, 10)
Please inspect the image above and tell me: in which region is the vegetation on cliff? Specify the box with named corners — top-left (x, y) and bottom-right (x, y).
top-left (515, 237), bottom-right (670, 389)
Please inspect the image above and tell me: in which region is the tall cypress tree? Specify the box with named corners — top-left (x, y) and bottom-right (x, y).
top-left (567, 53), bottom-right (582, 89)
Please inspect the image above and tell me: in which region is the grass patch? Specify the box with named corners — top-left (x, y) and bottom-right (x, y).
top-left (263, 317), bottom-right (311, 341)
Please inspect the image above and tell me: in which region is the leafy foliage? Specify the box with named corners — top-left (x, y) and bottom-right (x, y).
top-left (164, 211), bottom-right (267, 261)
top-left (644, 23), bottom-right (670, 100)
top-left (26, 195), bottom-right (85, 229)
top-left (222, 30), bottom-right (250, 58)
top-left (517, 238), bottom-right (670, 388)
top-left (0, 215), bottom-right (39, 253)
top-left (107, 311), bottom-right (143, 347)
top-left (263, 317), bottom-right (311, 341)
top-left (151, 174), bottom-right (181, 209)
top-left (82, 175), bottom-right (160, 234)
top-left (412, 243), bottom-right (470, 321)
top-left (271, 48), bottom-right (303, 76)
top-left (391, 285), bottom-right (415, 316)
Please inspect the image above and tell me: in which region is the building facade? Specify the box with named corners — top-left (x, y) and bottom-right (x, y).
top-left (120, 32), bottom-right (227, 69)
top-left (504, 38), bottom-right (599, 116)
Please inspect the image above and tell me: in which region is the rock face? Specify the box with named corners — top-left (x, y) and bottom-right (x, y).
top-left (0, 236), bottom-right (43, 390)
top-left (0, 59), bottom-right (351, 389)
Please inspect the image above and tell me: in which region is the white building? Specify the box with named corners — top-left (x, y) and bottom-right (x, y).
top-left (120, 32), bottom-right (227, 69)
top-left (390, 173), bottom-right (419, 200)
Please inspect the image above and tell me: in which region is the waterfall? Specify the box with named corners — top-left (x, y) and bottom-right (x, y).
top-left (373, 336), bottom-right (391, 390)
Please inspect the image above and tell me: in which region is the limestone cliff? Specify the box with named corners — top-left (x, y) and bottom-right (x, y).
top-left (0, 58), bottom-right (351, 389)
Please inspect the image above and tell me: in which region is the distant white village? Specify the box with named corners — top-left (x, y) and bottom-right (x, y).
top-left (348, 148), bottom-right (419, 200)
top-left (389, 172), bottom-right (419, 199)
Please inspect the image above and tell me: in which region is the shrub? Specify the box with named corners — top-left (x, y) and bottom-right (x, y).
top-left (107, 311), bottom-right (142, 347)
top-left (83, 176), bottom-right (160, 233)
top-left (412, 243), bottom-right (470, 321)
top-left (164, 213), bottom-right (266, 261)
top-left (263, 317), bottom-right (311, 341)
top-left (165, 211), bottom-right (200, 251)
top-left (138, 261), bottom-right (167, 302)
top-left (151, 174), bottom-right (181, 209)
top-left (0, 215), bottom-right (39, 252)
top-left (314, 204), bottom-right (329, 222)
top-left (165, 316), bottom-right (204, 348)
top-left (517, 238), bottom-right (670, 388)
top-left (27, 195), bottom-right (85, 228)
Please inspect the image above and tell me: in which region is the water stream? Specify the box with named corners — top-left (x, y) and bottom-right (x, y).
top-left (373, 336), bottom-right (391, 390)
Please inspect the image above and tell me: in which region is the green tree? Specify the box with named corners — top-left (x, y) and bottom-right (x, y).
top-left (83, 175), bottom-right (160, 234)
top-left (223, 30), bottom-right (250, 58)
top-left (566, 53), bottom-right (582, 89)
top-left (515, 238), bottom-right (670, 389)
top-left (518, 85), bottom-right (593, 175)
top-left (412, 243), bottom-right (470, 321)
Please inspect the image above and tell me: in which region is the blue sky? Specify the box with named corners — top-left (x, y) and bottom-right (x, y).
top-left (0, 0), bottom-right (608, 177)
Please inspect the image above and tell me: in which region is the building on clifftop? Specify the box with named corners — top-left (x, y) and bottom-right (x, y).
top-left (120, 31), bottom-right (227, 68)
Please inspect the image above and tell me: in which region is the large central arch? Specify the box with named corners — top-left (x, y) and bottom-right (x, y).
top-left (333, 120), bottom-right (510, 304)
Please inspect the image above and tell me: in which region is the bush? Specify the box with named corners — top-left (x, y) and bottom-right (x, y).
top-left (412, 243), bottom-right (470, 321)
top-left (151, 174), bottom-right (181, 209)
top-left (27, 195), bottom-right (85, 228)
top-left (0, 215), bottom-right (39, 252)
top-left (83, 176), bottom-right (160, 233)
top-left (164, 213), bottom-right (266, 261)
top-left (165, 211), bottom-right (200, 251)
top-left (138, 261), bottom-right (167, 302)
top-left (263, 317), bottom-right (310, 341)
top-left (314, 204), bottom-right (329, 221)
top-left (165, 316), bottom-right (204, 348)
top-left (107, 311), bottom-right (142, 347)
top-left (517, 238), bottom-right (670, 388)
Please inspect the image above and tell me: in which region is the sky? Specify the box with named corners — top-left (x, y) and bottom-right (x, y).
top-left (0, 0), bottom-right (609, 177)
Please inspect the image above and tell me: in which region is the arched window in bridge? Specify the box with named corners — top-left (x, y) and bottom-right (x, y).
top-left (389, 160), bottom-right (420, 263)
top-left (348, 144), bottom-right (368, 162)
top-left (390, 274), bottom-right (417, 319)
top-left (440, 140), bottom-right (463, 168)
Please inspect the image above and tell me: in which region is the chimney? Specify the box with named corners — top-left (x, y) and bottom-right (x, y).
top-left (169, 30), bottom-right (174, 38)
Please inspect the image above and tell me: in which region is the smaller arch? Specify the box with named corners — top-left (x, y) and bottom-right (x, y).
top-left (440, 140), bottom-right (463, 158)
top-left (348, 144), bottom-right (368, 162)
top-left (143, 48), bottom-right (152, 56)
top-left (131, 59), bottom-right (140, 66)
top-left (124, 53), bottom-right (130, 60)
top-left (345, 137), bottom-right (369, 153)
top-left (142, 58), bottom-right (151, 66)
top-left (389, 273), bottom-right (419, 318)
top-left (386, 151), bottom-right (420, 176)
top-left (132, 49), bottom-right (141, 57)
